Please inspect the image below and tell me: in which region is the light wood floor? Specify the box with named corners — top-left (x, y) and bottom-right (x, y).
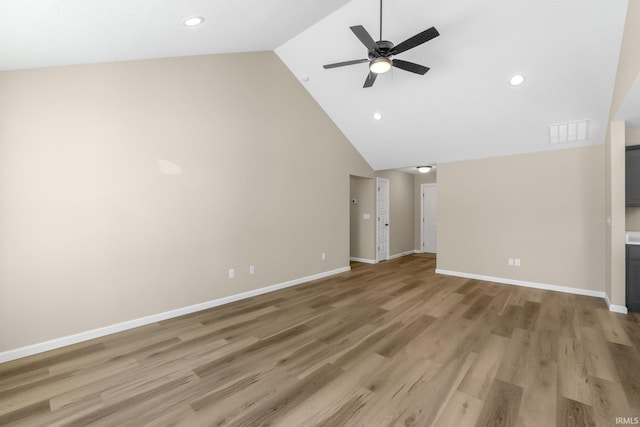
top-left (1, 255), bottom-right (639, 426)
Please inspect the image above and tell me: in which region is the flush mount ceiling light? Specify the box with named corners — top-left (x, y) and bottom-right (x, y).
top-left (373, 112), bottom-right (383, 120)
top-left (183, 16), bottom-right (205, 27)
top-left (509, 74), bottom-right (525, 86)
top-left (417, 166), bottom-right (432, 173)
top-left (370, 57), bottom-right (392, 74)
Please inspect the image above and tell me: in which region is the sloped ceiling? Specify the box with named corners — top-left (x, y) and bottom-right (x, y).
top-left (276, 0), bottom-right (628, 170)
top-left (0, 0), bottom-right (352, 70)
top-left (0, 0), bottom-right (629, 170)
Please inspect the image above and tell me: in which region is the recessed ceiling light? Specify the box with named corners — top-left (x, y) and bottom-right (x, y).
top-left (373, 112), bottom-right (383, 120)
top-left (183, 16), bottom-right (205, 27)
top-left (509, 74), bottom-right (525, 86)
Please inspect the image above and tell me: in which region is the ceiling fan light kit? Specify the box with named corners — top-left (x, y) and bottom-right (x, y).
top-left (323, 0), bottom-right (439, 88)
top-left (370, 57), bottom-right (392, 74)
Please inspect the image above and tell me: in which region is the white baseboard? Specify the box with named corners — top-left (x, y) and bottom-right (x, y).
top-left (608, 305), bottom-right (629, 314)
top-left (388, 250), bottom-right (420, 260)
top-left (435, 269), bottom-right (620, 310)
top-left (604, 293), bottom-right (629, 314)
top-left (602, 293), bottom-right (629, 314)
top-left (0, 266), bottom-right (351, 364)
top-left (350, 257), bottom-right (377, 264)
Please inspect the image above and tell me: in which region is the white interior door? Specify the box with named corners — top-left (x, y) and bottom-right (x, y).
top-left (377, 178), bottom-right (389, 261)
top-left (422, 184), bottom-right (437, 253)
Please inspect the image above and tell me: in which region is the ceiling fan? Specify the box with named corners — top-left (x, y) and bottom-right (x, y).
top-left (323, 0), bottom-right (439, 88)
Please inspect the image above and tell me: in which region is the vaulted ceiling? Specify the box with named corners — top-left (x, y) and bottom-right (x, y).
top-left (0, 0), bottom-right (630, 170)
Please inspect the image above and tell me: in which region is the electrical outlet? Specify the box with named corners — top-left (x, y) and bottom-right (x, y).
top-left (508, 258), bottom-right (514, 266)
top-left (515, 258), bottom-right (521, 267)
top-left (228, 268), bottom-right (235, 279)
top-left (249, 265), bottom-right (255, 275)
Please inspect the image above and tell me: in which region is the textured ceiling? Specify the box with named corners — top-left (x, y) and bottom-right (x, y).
top-left (0, 0), bottom-right (630, 170)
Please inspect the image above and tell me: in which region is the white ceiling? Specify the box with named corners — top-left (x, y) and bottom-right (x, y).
top-left (277, 0), bottom-right (629, 170)
top-left (0, 0), bottom-right (351, 70)
top-left (0, 0), bottom-right (630, 171)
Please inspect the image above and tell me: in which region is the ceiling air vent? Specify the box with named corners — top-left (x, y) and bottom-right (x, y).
top-left (548, 120), bottom-right (589, 144)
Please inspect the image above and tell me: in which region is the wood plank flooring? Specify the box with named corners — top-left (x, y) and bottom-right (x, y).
top-left (1, 255), bottom-right (639, 426)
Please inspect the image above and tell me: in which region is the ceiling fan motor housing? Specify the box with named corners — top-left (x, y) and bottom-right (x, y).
top-left (369, 40), bottom-right (394, 58)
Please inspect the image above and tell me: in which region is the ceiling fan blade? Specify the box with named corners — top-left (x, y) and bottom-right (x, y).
top-left (392, 59), bottom-right (430, 75)
top-left (323, 58), bottom-right (369, 69)
top-left (363, 71), bottom-right (377, 88)
top-left (350, 25), bottom-right (378, 52)
top-left (391, 27), bottom-right (439, 55)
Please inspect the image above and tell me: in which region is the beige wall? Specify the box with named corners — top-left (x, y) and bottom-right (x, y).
top-left (608, 122), bottom-right (627, 305)
top-left (626, 128), bottom-right (640, 145)
top-left (0, 51), bottom-right (373, 352)
top-left (349, 176), bottom-right (376, 261)
top-left (437, 145), bottom-right (605, 292)
top-left (626, 208), bottom-right (640, 231)
top-left (376, 170), bottom-right (415, 257)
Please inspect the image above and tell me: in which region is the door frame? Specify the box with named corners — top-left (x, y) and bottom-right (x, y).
top-left (376, 177), bottom-right (390, 262)
top-left (421, 183), bottom-right (437, 253)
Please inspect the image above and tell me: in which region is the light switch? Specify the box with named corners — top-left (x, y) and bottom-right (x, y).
top-left (363, 213), bottom-right (370, 219)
